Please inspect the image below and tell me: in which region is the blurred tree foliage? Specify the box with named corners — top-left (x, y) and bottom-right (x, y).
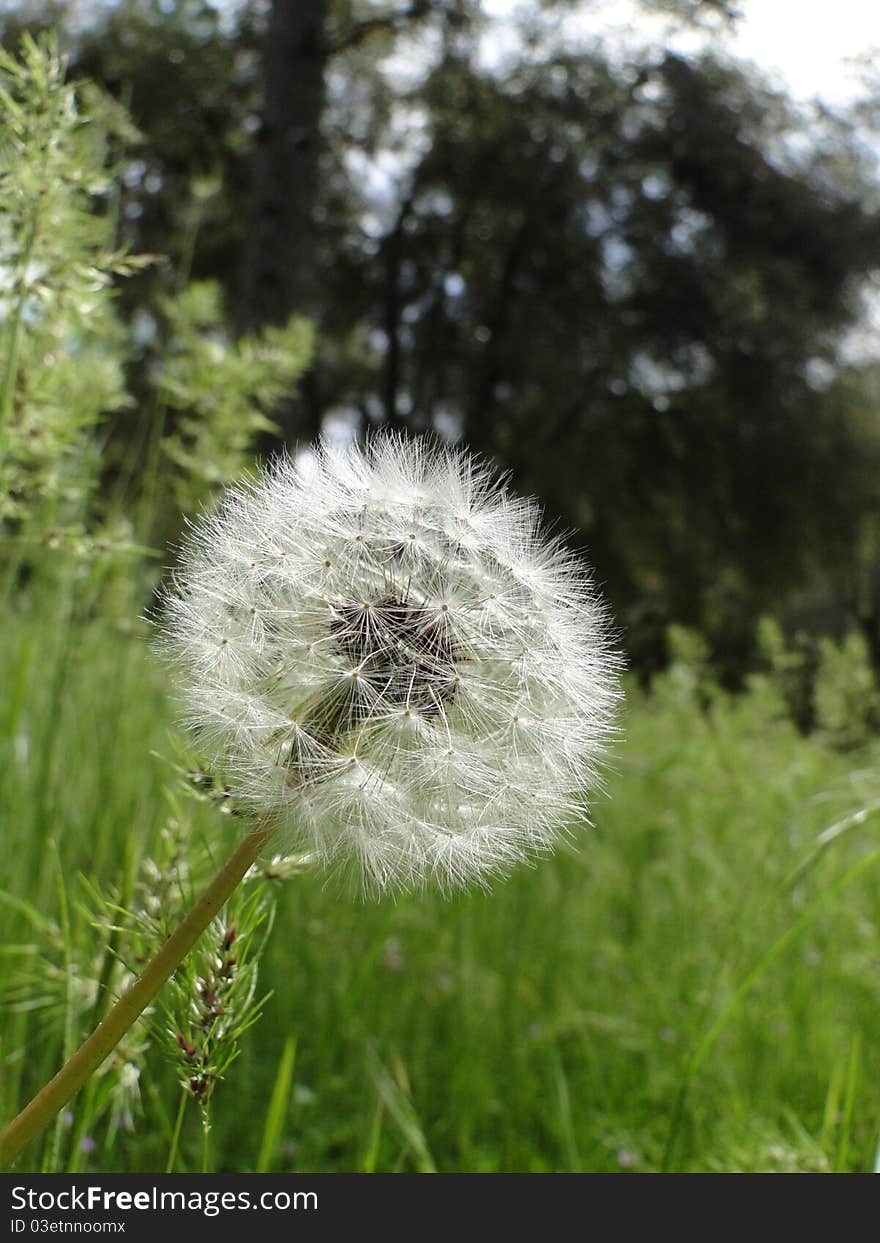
top-left (4, 0), bottom-right (880, 680)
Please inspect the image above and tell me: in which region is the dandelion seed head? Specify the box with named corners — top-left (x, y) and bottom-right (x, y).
top-left (159, 434), bottom-right (622, 894)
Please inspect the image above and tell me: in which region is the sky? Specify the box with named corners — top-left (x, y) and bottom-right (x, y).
top-left (726, 0), bottom-right (879, 104)
top-left (483, 0), bottom-right (880, 107)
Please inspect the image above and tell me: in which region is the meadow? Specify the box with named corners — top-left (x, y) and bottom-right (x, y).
top-left (3, 36), bottom-right (880, 1176)
top-left (3, 585), bottom-right (880, 1173)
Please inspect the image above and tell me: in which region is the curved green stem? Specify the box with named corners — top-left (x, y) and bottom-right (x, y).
top-left (0, 822), bottom-right (275, 1170)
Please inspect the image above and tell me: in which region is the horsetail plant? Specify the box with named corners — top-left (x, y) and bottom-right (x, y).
top-left (0, 433), bottom-right (622, 1168)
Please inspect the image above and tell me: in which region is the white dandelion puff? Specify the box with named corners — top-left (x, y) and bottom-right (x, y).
top-left (158, 433), bottom-right (623, 894)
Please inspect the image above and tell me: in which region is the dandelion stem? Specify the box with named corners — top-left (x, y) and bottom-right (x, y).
top-left (0, 821), bottom-right (276, 1170)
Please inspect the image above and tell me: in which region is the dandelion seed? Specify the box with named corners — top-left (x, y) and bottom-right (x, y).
top-left (160, 434), bottom-right (622, 893)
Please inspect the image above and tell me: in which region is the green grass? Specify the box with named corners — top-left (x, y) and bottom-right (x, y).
top-left (3, 588), bottom-right (880, 1173)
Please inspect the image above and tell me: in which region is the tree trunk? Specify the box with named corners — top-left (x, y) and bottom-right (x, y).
top-left (239, 0), bottom-right (329, 440)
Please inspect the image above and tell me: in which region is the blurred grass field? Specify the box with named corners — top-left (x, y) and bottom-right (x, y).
top-left (3, 588), bottom-right (880, 1174)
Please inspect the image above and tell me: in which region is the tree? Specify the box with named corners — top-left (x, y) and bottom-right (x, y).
top-left (305, 45), bottom-right (880, 667)
top-left (7, 0), bottom-right (880, 674)
top-left (238, 0), bottom-right (330, 335)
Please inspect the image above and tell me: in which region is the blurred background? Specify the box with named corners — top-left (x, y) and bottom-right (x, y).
top-left (4, 0), bottom-right (880, 1175)
top-left (12, 0), bottom-right (880, 683)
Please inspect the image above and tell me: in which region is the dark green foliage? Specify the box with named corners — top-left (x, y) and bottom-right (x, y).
top-left (6, 3), bottom-right (880, 675)
top-left (323, 48), bottom-right (878, 658)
